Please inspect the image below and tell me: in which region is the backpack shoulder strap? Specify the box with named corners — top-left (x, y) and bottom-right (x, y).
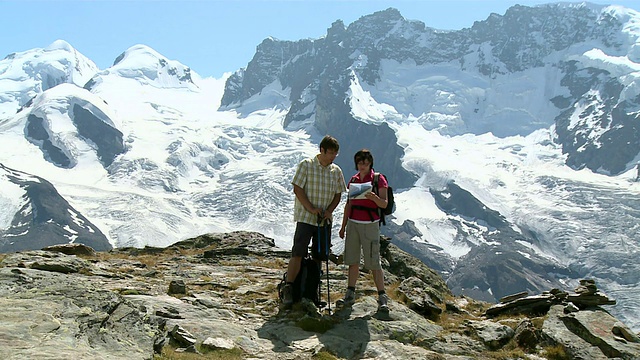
top-left (373, 172), bottom-right (380, 194)
top-left (372, 172), bottom-right (385, 225)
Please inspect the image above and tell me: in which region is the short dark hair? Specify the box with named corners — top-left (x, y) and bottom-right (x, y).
top-left (354, 149), bottom-right (374, 170)
top-left (320, 135), bottom-right (339, 152)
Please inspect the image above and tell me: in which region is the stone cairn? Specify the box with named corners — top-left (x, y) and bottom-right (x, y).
top-left (484, 279), bottom-right (616, 318)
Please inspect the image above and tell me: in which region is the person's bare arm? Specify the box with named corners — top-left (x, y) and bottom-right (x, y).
top-left (339, 200), bottom-right (350, 239)
top-left (365, 187), bottom-right (387, 208)
top-left (326, 192), bottom-right (341, 214)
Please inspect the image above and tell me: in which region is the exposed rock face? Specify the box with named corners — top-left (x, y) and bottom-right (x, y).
top-left (485, 280), bottom-right (640, 359)
top-left (24, 105), bottom-right (125, 169)
top-left (553, 61), bottom-right (640, 175)
top-left (21, 85), bottom-right (126, 170)
top-left (219, 14), bottom-right (419, 189)
top-left (24, 114), bottom-right (74, 167)
top-left (396, 180), bottom-right (575, 304)
top-left (71, 104), bottom-right (124, 167)
top-left (221, 5), bottom-right (640, 181)
top-left (0, 164), bottom-right (112, 252)
top-left (0, 256), bottom-right (160, 359)
top-left (543, 305), bottom-right (640, 360)
top-left (0, 231), bottom-right (637, 359)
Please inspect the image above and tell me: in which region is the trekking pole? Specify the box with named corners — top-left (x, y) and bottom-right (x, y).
top-left (317, 211), bottom-right (325, 309)
top-left (325, 217), bottom-right (332, 314)
top-left (317, 211), bottom-right (323, 262)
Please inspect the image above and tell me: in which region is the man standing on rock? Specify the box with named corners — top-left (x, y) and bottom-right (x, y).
top-left (282, 135), bottom-right (346, 308)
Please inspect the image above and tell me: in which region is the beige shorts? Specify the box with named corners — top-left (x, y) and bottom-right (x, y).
top-left (343, 220), bottom-right (381, 270)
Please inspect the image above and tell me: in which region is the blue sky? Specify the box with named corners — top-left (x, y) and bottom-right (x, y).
top-left (2, 0), bottom-right (639, 78)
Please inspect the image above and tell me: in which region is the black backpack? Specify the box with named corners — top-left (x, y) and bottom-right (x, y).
top-left (373, 173), bottom-right (395, 217)
top-left (350, 172), bottom-right (395, 225)
top-left (277, 257), bottom-right (321, 305)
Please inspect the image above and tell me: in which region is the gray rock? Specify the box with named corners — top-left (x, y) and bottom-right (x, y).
top-left (397, 276), bottom-right (443, 319)
top-left (168, 279), bottom-right (186, 295)
top-left (0, 231), bottom-right (638, 359)
top-left (542, 305), bottom-right (640, 359)
top-left (170, 324), bottom-right (197, 347)
top-left (513, 319), bottom-right (543, 350)
top-left (485, 294), bottom-right (555, 317)
top-left (202, 337), bottom-right (235, 350)
top-left (42, 243), bottom-right (97, 257)
top-left (562, 308), bottom-right (640, 358)
top-left (1, 250), bottom-right (93, 274)
top-left (613, 322), bottom-right (640, 343)
top-left (567, 291), bottom-right (617, 308)
top-left (466, 320), bottom-right (515, 350)
top-left (430, 333), bottom-right (485, 356)
top-left (564, 302), bottom-right (580, 313)
top-left (0, 267), bottom-right (160, 360)
top-left (500, 291), bottom-right (529, 303)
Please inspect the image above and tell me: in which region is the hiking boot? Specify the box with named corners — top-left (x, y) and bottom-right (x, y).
top-left (282, 283), bottom-right (293, 308)
top-left (377, 293), bottom-right (389, 312)
top-left (336, 288), bottom-right (355, 307)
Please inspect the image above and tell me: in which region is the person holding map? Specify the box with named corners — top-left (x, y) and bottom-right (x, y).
top-left (337, 149), bottom-right (389, 312)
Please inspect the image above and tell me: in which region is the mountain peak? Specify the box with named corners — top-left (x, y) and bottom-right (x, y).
top-left (369, 7), bottom-right (403, 21)
top-left (44, 39), bottom-right (75, 53)
top-left (0, 40), bottom-right (98, 118)
top-left (113, 44), bottom-right (164, 66)
top-left (108, 44), bottom-right (196, 89)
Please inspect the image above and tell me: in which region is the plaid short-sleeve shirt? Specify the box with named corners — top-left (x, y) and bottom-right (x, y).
top-left (292, 155), bottom-right (346, 225)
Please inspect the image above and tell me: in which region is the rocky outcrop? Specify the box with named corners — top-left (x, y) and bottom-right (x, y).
top-left (485, 279), bottom-right (640, 360)
top-left (24, 113), bottom-right (74, 167)
top-left (485, 279), bottom-right (618, 317)
top-left (0, 164), bottom-right (112, 253)
top-left (0, 231), bottom-right (637, 359)
top-left (553, 61), bottom-right (640, 175)
top-left (71, 104), bottom-right (125, 167)
top-left (426, 181), bottom-right (577, 304)
top-left (21, 84), bottom-right (126, 170)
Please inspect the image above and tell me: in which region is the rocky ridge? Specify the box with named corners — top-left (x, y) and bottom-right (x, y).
top-left (0, 163), bottom-right (112, 253)
top-left (221, 4), bottom-right (640, 178)
top-left (0, 231), bottom-right (638, 359)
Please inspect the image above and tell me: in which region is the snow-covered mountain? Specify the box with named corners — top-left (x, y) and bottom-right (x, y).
top-left (1, 3), bottom-right (639, 331)
top-left (220, 3), bottom-right (640, 330)
top-left (0, 163), bottom-right (111, 252)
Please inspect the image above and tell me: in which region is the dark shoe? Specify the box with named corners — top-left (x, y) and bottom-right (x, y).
top-left (377, 293), bottom-right (389, 312)
top-left (282, 284), bottom-right (293, 308)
